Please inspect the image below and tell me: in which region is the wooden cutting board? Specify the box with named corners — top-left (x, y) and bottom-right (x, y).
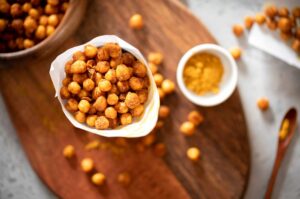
top-left (0, 0), bottom-right (250, 198)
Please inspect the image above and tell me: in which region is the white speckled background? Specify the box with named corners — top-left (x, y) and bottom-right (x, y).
top-left (0, 0), bottom-right (299, 198)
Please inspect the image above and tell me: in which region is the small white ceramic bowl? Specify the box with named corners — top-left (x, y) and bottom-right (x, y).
top-left (177, 44), bottom-right (238, 107)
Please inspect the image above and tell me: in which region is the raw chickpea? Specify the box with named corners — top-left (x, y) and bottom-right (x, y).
top-left (65, 98), bottom-right (78, 112)
top-left (10, 3), bottom-right (22, 17)
top-left (0, 19), bottom-right (6, 32)
top-left (110, 57), bottom-right (123, 68)
top-left (95, 116), bottom-right (110, 129)
top-left (105, 69), bottom-right (117, 83)
top-left (83, 78), bottom-right (95, 91)
top-left (60, 86), bottom-right (70, 99)
top-left (46, 25), bottom-right (55, 36)
top-left (48, 14), bottom-right (59, 27)
top-left (153, 73), bottom-right (164, 86)
top-left (232, 24), bottom-right (244, 37)
top-left (129, 14), bottom-right (143, 30)
top-left (35, 25), bottom-right (46, 40)
top-left (187, 147), bottom-right (201, 161)
top-left (24, 17), bottom-right (37, 33)
top-left (74, 111), bottom-right (86, 123)
top-left (70, 60), bottom-right (87, 74)
top-left (117, 81), bottom-right (130, 93)
top-left (78, 100), bottom-right (91, 113)
top-left (24, 39), bottom-right (34, 49)
top-left (91, 173), bottom-right (106, 186)
top-left (95, 61), bottom-right (110, 73)
top-left (292, 7), bottom-right (300, 17)
top-left (29, 8), bottom-right (39, 19)
top-left (278, 18), bottom-right (291, 33)
top-left (92, 87), bottom-right (103, 100)
top-left (255, 13), bottom-right (266, 25)
top-left (149, 62), bottom-right (158, 74)
top-left (117, 172), bottom-right (131, 186)
top-left (148, 52), bottom-right (163, 65)
top-left (48, 0), bottom-right (59, 6)
top-left (158, 88), bottom-right (165, 99)
top-left (244, 16), bottom-right (254, 29)
top-left (120, 113), bottom-right (132, 125)
top-left (137, 89), bottom-right (148, 103)
top-left (81, 158), bottom-right (94, 172)
top-left (257, 97), bottom-right (269, 111)
top-left (125, 92), bottom-right (140, 109)
top-left (264, 5), bottom-right (277, 18)
top-left (129, 77), bottom-right (144, 90)
top-left (73, 73), bottom-right (88, 84)
top-left (292, 39), bottom-right (300, 52)
top-left (45, 4), bottom-right (58, 15)
top-left (86, 115), bottom-right (97, 127)
top-left (68, 81), bottom-right (81, 94)
top-left (278, 7), bottom-right (289, 17)
top-left (105, 107), bottom-right (118, 119)
top-left (84, 44), bottom-right (97, 59)
top-left (93, 96), bottom-right (107, 112)
top-left (116, 64), bottom-right (131, 81)
top-left (39, 15), bottom-right (48, 25)
top-left (97, 47), bottom-right (110, 61)
top-left (98, 79), bottom-right (112, 92)
top-left (188, 111), bottom-right (203, 126)
top-left (266, 19), bottom-right (277, 31)
top-left (159, 105), bottom-right (170, 118)
top-left (122, 52), bottom-right (135, 66)
top-left (229, 47), bottom-right (242, 60)
top-left (154, 143), bottom-right (166, 157)
top-left (107, 93), bottom-right (119, 105)
top-left (133, 61), bottom-right (147, 77)
top-left (63, 145), bottom-right (75, 158)
top-left (104, 43), bottom-right (121, 58)
top-left (180, 121), bottom-right (195, 136)
top-left (131, 104), bottom-right (144, 117)
top-left (115, 102), bottom-right (129, 114)
top-left (22, 3), bottom-right (32, 13)
top-left (161, 79), bottom-right (175, 94)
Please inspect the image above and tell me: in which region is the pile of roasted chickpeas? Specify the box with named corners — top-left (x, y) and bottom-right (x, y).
top-left (0, 0), bottom-right (69, 53)
top-left (60, 42), bottom-right (150, 130)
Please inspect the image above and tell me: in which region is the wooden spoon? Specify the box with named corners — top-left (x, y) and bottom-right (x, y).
top-left (265, 108), bottom-right (298, 199)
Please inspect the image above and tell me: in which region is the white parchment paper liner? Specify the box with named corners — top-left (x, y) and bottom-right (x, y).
top-left (50, 35), bottom-right (160, 138)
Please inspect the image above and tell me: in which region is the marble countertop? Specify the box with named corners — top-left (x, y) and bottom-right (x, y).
top-left (1, 0), bottom-right (299, 198)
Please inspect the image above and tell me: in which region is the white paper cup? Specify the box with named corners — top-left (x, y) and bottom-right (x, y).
top-left (50, 35), bottom-right (160, 138)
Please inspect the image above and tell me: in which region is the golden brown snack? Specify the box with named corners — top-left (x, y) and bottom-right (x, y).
top-left (78, 100), bottom-right (91, 113)
top-left (120, 113), bottom-right (132, 125)
top-left (86, 115), bottom-right (97, 127)
top-left (244, 16), bottom-right (254, 29)
top-left (91, 173), bottom-right (106, 186)
top-left (187, 147), bottom-right (201, 161)
top-left (232, 24), bottom-right (244, 37)
top-left (130, 105), bottom-right (144, 117)
top-left (117, 172), bottom-right (131, 186)
top-left (264, 5), bottom-right (278, 18)
top-left (133, 61), bottom-right (147, 77)
top-left (161, 79), bottom-right (175, 94)
top-left (125, 92), bottom-right (140, 109)
top-left (95, 116), bottom-right (110, 130)
top-left (63, 145), bottom-right (75, 158)
top-left (188, 111), bottom-right (203, 126)
top-left (81, 158), bottom-right (94, 172)
top-left (129, 14), bottom-right (143, 30)
top-left (159, 105), bottom-right (170, 118)
top-left (229, 47), bottom-right (242, 60)
top-left (153, 73), bottom-right (164, 86)
top-left (148, 52), bottom-right (163, 65)
top-left (180, 121), bottom-right (195, 136)
top-left (257, 97), bottom-right (269, 111)
top-left (255, 13), bottom-right (266, 25)
top-left (116, 64), bottom-right (131, 81)
top-left (65, 99), bottom-right (78, 112)
top-left (74, 111), bottom-right (86, 123)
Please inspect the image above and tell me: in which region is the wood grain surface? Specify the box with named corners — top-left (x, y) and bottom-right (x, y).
top-left (0, 0), bottom-right (250, 198)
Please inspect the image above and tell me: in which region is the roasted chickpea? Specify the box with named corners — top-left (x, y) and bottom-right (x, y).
top-left (109, 84), bottom-right (119, 95)
top-left (83, 78), bottom-right (95, 91)
top-left (153, 73), bottom-right (164, 86)
top-left (149, 62), bottom-right (158, 74)
top-left (64, 60), bottom-right (73, 74)
top-left (255, 13), bottom-right (266, 25)
top-left (120, 113), bottom-right (132, 125)
top-left (68, 81), bottom-right (81, 94)
top-left (107, 93), bottom-right (119, 105)
top-left (148, 52), bottom-right (163, 65)
top-left (229, 47), bottom-right (242, 60)
top-left (84, 44), bottom-right (97, 59)
top-left (117, 172), bottom-right (131, 186)
top-left (92, 87), bottom-right (103, 100)
top-left (60, 86), bottom-right (70, 99)
top-left (46, 25), bottom-right (55, 36)
top-left (187, 147), bottom-right (201, 161)
top-left (94, 72), bottom-right (102, 85)
top-left (93, 96), bottom-right (107, 112)
top-left (35, 25), bottom-right (46, 40)
top-left (24, 39), bottom-right (35, 49)
top-left (125, 92), bottom-right (140, 109)
top-left (97, 47), bottom-right (110, 61)
top-left (133, 61), bottom-right (147, 77)
top-left (142, 133), bottom-right (156, 146)
top-left (98, 79), bottom-right (112, 92)
top-left (119, 93), bottom-right (126, 101)
top-left (129, 14), bottom-right (143, 30)
top-left (78, 100), bottom-right (91, 113)
top-left (74, 111), bottom-right (86, 123)
top-left (45, 4), bottom-right (58, 15)
top-left (88, 107), bottom-right (97, 115)
top-left (0, 19), bottom-right (7, 32)
top-left (257, 97), bottom-right (269, 111)
top-left (180, 121), bottom-right (195, 136)
top-left (22, 3), bottom-right (32, 13)
top-left (29, 8), bottom-right (39, 19)
top-left (137, 89), bottom-right (148, 103)
top-left (280, 31), bottom-right (292, 41)
top-left (244, 16), bottom-right (254, 29)
top-left (115, 102), bottom-right (129, 114)
top-left (95, 61), bottom-right (109, 73)
top-left (292, 7), bottom-right (300, 17)
top-left (188, 111), bottom-right (203, 126)
top-left (266, 19), bottom-right (277, 30)
top-left (292, 39), bottom-right (300, 52)
top-left (264, 5), bottom-right (277, 18)
top-left (48, 0), bottom-right (59, 6)
top-left (86, 115), bottom-right (97, 127)
top-left (129, 77), bottom-right (144, 90)
top-left (104, 69), bottom-right (117, 83)
top-left (61, 2), bottom-right (69, 12)
top-left (278, 18), bottom-right (291, 32)
top-left (159, 105), bottom-right (170, 118)
top-left (110, 57), bottom-right (123, 68)
top-left (116, 64), bottom-right (131, 81)
top-left (91, 173), bottom-right (106, 186)
top-left (78, 90), bottom-right (89, 99)
top-left (131, 104), bottom-right (144, 117)
top-left (161, 79), bottom-right (175, 94)
top-left (158, 88), bottom-right (165, 99)
top-left (24, 16), bottom-right (37, 33)
top-left (81, 158), bottom-right (94, 172)
top-left (65, 98), bottom-right (78, 112)
top-left (63, 145), bottom-right (75, 158)
top-left (70, 60), bottom-right (87, 74)
top-left (95, 116), bottom-right (110, 129)
top-left (104, 107), bottom-right (117, 119)
top-left (47, 14), bottom-right (59, 27)
top-left (278, 7), bottom-right (289, 17)
top-left (104, 43), bottom-right (121, 58)
top-left (73, 73), bottom-right (87, 84)
top-left (10, 3), bottom-right (22, 18)
top-left (15, 37), bottom-right (24, 49)
top-left (122, 52), bottom-right (135, 66)
top-left (117, 81), bottom-right (130, 93)
top-left (232, 24), bottom-right (244, 37)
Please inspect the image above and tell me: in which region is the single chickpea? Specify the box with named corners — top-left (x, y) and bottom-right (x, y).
top-left (81, 158), bottom-right (94, 172)
top-left (95, 61), bottom-right (110, 73)
top-left (110, 57), bottom-right (123, 68)
top-left (98, 79), bottom-right (112, 92)
top-left (117, 172), bottom-right (131, 186)
top-left (46, 25), bottom-right (55, 36)
top-left (84, 44), bottom-right (97, 59)
top-left (60, 86), bottom-right (70, 99)
top-left (158, 88), bottom-right (165, 100)
top-left (83, 78), bottom-right (95, 91)
top-left (70, 60), bottom-right (87, 74)
top-left (94, 72), bottom-right (102, 85)
top-left (73, 73), bottom-right (88, 84)
top-left (23, 39), bottom-right (34, 49)
top-left (122, 52), bottom-right (135, 66)
top-left (35, 25), bottom-right (46, 40)
top-left (292, 7), bottom-right (300, 17)
top-left (244, 16), bottom-right (254, 29)
top-left (153, 73), bottom-right (164, 86)
top-left (104, 107), bottom-right (118, 119)
top-left (91, 173), bottom-right (106, 186)
top-left (48, 14), bottom-right (59, 27)
top-left (68, 81), bottom-right (81, 94)
top-left (22, 3), bottom-right (32, 13)
top-left (115, 102), bottom-right (129, 114)
top-left (255, 13), bottom-right (266, 25)
top-left (104, 43), bottom-right (121, 58)
top-left (129, 77), bottom-right (144, 91)
top-left (148, 52), bottom-right (163, 65)
top-left (149, 63), bottom-right (158, 74)
top-left (86, 115), bottom-right (97, 127)
top-left (107, 93), bottom-right (119, 105)
top-left (154, 143), bottom-right (166, 157)
top-left (142, 133), bottom-right (156, 146)
top-left (97, 47), bottom-right (110, 61)
top-left (78, 100), bottom-right (91, 113)
top-left (24, 17), bottom-right (37, 33)
top-left (292, 39), bottom-right (300, 52)
top-left (187, 147), bottom-right (201, 161)
top-left (72, 51), bottom-right (85, 61)
top-left (78, 90), bottom-right (89, 99)
top-left (74, 111), bottom-right (86, 123)
top-left (65, 98), bottom-right (78, 112)
top-left (278, 18), bottom-right (291, 33)
top-left (15, 37), bottom-right (24, 49)
top-left (92, 87), bottom-right (103, 100)
top-left (11, 19), bottom-right (23, 32)
top-left (130, 104), bottom-right (144, 117)
top-left (129, 14), bottom-right (143, 30)
top-left (188, 111), bottom-right (204, 126)
top-left (229, 47), bottom-right (242, 60)
top-left (64, 62), bottom-right (72, 75)
top-left (105, 69), bottom-right (117, 83)
top-left (278, 7), bottom-right (289, 17)
top-left (29, 8), bottom-right (39, 19)
top-left (266, 19), bottom-right (277, 31)
top-left (45, 4), bottom-right (58, 15)
top-left (133, 61), bottom-right (147, 77)
top-left (161, 79), bottom-right (175, 94)
top-left (47, 0), bottom-right (59, 6)
top-left (159, 105), bottom-right (170, 118)
top-left (93, 96), bottom-right (107, 111)
top-left (0, 19), bottom-right (6, 32)
top-left (116, 64), bottom-right (131, 81)
top-left (95, 116), bottom-right (110, 130)
top-left (232, 24), bottom-right (244, 37)
top-left (87, 61), bottom-right (96, 70)
top-left (125, 92), bottom-right (140, 109)
top-left (38, 15), bottom-right (48, 26)
top-left (117, 81), bottom-right (130, 93)
top-left (264, 5), bottom-right (277, 18)
top-left (257, 97), bottom-right (269, 111)
top-left (180, 121), bottom-right (195, 136)
top-left (137, 89), bottom-right (148, 104)
top-left (120, 113), bottom-right (132, 125)
top-left (10, 3), bottom-right (22, 17)
top-left (63, 145), bottom-right (75, 158)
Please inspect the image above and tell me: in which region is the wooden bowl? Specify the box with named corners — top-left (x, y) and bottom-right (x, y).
top-left (0, 0), bottom-right (87, 60)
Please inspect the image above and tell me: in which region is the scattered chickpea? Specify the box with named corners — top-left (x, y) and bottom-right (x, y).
top-left (229, 47), bottom-right (242, 60)
top-left (149, 62), bottom-right (158, 74)
top-left (158, 88), bottom-right (165, 99)
top-left (161, 79), bottom-right (175, 94)
top-left (244, 16), bottom-right (254, 29)
top-left (142, 133), bottom-right (156, 146)
top-left (188, 111), bottom-right (203, 126)
top-left (153, 73), bottom-right (164, 86)
top-left (117, 172), bottom-right (131, 186)
top-left (63, 145), bottom-right (75, 158)
top-left (129, 14), bottom-right (143, 30)
top-left (264, 5), bottom-right (278, 18)
top-left (255, 13), bottom-right (266, 25)
top-left (120, 113), bottom-right (132, 125)
top-left (148, 52), bottom-right (163, 65)
top-left (159, 105), bottom-right (170, 118)
top-left (81, 158), bottom-right (94, 172)
top-left (91, 173), bottom-right (106, 186)
top-left (95, 116), bottom-right (110, 130)
top-left (257, 97), bottom-right (269, 111)
top-left (187, 147), bottom-right (201, 161)
top-left (232, 24), bottom-right (244, 37)
top-left (180, 121), bottom-right (195, 136)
